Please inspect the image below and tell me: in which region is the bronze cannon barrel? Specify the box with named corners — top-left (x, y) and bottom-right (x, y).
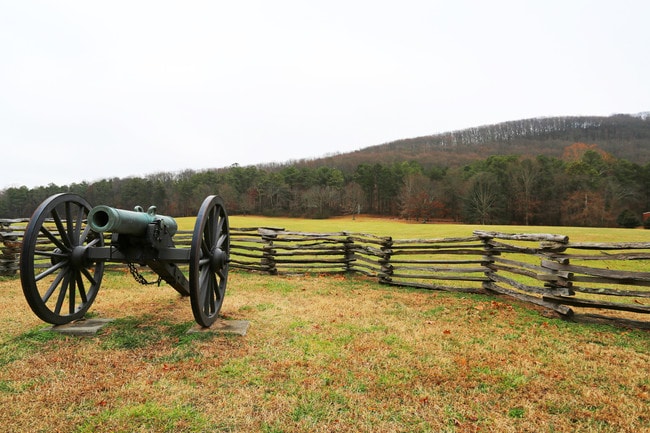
top-left (88, 205), bottom-right (178, 236)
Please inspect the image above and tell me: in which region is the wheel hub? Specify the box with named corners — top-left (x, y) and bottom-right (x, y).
top-left (70, 245), bottom-right (89, 269)
top-left (50, 248), bottom-right (64, 266)
top-left (210, 247), bottom-right (228, 272)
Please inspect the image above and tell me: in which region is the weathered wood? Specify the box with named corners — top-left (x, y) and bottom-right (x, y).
top-left (273, 250), bottom-right (348, 258)
top-left (271, 243), bottom-right (347, 251)
top-left (390, 243), bottom-right (484, 250)
top-left (570, 275), bottom-right (650, 288)
top-left (486, 239), bottom-right (564, 254)
top-left (389, 272), bottom-right (488, 281)
top-left (353, 254), bottom-right (381, 266)
top-left (489, 273), bottom-right (571, 296)
top-left (229, 237), bottom-right (267, 244)
top-left (273, 257), bottom-right (352, 265)
top-left (387, 258), bottom-right (486, 265)
top-left (474, 230), bottom-right (569, 243)
top-left (391, 236), bottom-right (480, 244)
top-left (391, 248), bottom-right (486, 256)
top-left (0, 231), bottom-right (25, 239)
top-left (351, 261), bottom-right (381, 274)
top-left (229, 250), bottom-right (264, 259)
top-left (493, 256), bottom-right (547, 273)
top-left (567, 242), bottom-right (650, 250)
top-left (543, 295), bottom-right (650, 314)
top-left (392, 264), bottom-right (486, 273)
top-left (570, 285), bottom-right (650, 298)
top-left (542, 259), bottom-right (650, 281)
top-left (547, 252), bottom-right (650, 261)
top-left (487, 283), bottom-right (573, 315)
top-left (489, 262), bottom-right (541, 280)
top-left (348, 244), bottom-right (385, 257)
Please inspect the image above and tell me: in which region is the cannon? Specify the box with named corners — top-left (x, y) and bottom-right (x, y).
top-left (19, 193), bottom-right (229, 327)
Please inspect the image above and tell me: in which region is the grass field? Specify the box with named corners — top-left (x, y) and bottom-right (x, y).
top-left (185, 214), bottom-right (650, 244)
top-left (1, 218), bottom-right (649, 432)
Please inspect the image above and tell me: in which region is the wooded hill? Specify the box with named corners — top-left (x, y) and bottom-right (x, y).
top-left (307, 113), bottom-right (650, 170)
top-left (2, 113), bottom-right (650, 227)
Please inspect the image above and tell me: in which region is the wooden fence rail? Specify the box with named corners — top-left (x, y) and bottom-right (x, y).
top-left (2, 219), bottom-right (649, 324)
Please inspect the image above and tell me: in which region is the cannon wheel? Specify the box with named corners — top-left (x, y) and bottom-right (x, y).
top-left (20, 193), bottom-right (105, 325)
top-left (189, 195), bottom-right (230, 327)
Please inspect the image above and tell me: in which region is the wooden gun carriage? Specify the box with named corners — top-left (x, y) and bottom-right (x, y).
top-left (19, 193), bottom-right (229, 328)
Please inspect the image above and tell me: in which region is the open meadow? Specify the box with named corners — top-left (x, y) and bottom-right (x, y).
top-left (1, 217), bottom-right (649, 432)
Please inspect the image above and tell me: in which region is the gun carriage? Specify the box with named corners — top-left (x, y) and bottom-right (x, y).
top-left (19, 193), bottom-right (229, 328)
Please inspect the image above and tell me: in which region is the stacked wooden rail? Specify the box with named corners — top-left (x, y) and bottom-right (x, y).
top-left (2, 220), bottom-right (649, 323)
top-left (225, 227), bottom-right (390, 276)
top-left (380, 235), bottom-right (488, 293)
top-left (476, 230), bottom-right (650, 320)
top-left (0, 218), bottom-right (28, 276)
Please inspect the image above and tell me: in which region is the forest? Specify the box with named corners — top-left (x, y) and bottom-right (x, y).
top-left (2, 114), bottom-right (650, 227)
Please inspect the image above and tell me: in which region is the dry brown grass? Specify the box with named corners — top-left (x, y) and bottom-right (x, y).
top-left (1, 270), bottom-right (649, 432)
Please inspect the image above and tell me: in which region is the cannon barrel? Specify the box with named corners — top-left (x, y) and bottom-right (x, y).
top-left (88, 205), bottom-right (178, 236)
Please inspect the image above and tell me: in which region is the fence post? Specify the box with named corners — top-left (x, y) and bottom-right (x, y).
top-left (478, 232), bottom-right (497, 292)
top-left (260, 229), bottom-right (278, 275)
top-left (379, 236), bottom-right (393, 283)
top-left (344, 235), bottom-right (355, 274)
top-left (539, 237), bottom-right (574, 297)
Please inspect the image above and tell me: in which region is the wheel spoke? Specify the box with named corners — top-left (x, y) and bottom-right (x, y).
top-left (216, 232), bottom-right (228, 250)
top-left (200, 236), bottom-right (210, 256)
top-left (54, 273), bottom-right (71, 315)
top-left (40, 225), bottom-right (69, 253)
top-left (81, 225), bottom-right (97, 246)
top-left (42, 270), bottom-right (66, 303)
top-left (35, 260), bottom-right (68, 282)
top-left (200, 265), bottom-right (213, 312)
top-left (203, 271), bottom-right (216, 314)
top-left (65, 202), bottom-right (75, 246)
top-left (199, 264), bottom-right (209, 293)
top-left (80, 266), bottom-right (99, 287)
top-left (68, 274), bottom-right (76, 314)
top-left (51, 207), bottom-right (72, 250)
top-left (209, 208), bottom-right (219, 246)
top-left (76, 271), bottom-right (88, 304)
top-left (34, 249), bottom-right (67, 259)
top-left (72, 203), bottom-right (84, 244)
top-left (215, 214), bottom-right (224, 245)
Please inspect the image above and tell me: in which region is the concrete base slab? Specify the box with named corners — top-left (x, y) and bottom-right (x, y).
top-left (42, 318), bottom-right (115, 336)
top-left (187, 319), bottom-right (250, 336)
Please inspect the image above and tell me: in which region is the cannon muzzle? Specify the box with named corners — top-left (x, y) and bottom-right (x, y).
top-left (88, 205), bottom-right (178, 236)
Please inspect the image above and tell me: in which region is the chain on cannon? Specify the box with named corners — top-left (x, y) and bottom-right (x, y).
top-left (127, 262), bottom-right (162, 286)
top-left (19, 193), bottom-right (230, 328)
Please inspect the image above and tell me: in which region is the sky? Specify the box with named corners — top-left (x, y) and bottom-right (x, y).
top-left (1, 0), bottom-right (649, 190)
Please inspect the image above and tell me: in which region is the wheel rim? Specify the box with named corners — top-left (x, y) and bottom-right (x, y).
top-left (189, 195), bottom-right (229, 327)
top-left (20, 193), bottom-right (104, 325)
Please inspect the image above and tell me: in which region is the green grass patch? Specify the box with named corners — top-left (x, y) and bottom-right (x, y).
top-left (100, 316), bottom-right (214, 352)
top-left (75, 401), bottom-right (209, 433)
top-left (0, 327), bottom-right (65, 367)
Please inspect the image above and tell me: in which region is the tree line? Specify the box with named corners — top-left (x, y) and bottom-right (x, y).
top-left (2, 141), bottom-right (649, 228)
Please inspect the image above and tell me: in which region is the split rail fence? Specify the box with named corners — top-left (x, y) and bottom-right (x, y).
top-left (2, 219), bottom-right (650, 323)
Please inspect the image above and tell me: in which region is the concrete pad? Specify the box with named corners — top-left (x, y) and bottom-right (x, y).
top-left (187, 319), bottom-right (250, 336)
top-left (42, 318), bottom-right (115, 336)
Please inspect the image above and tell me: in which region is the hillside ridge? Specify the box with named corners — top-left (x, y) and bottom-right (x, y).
top-left (297, 113), bottom-right (650, 169)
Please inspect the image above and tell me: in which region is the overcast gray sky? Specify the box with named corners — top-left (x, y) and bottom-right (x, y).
top-left (1, 0), bottom-right (649, 189)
